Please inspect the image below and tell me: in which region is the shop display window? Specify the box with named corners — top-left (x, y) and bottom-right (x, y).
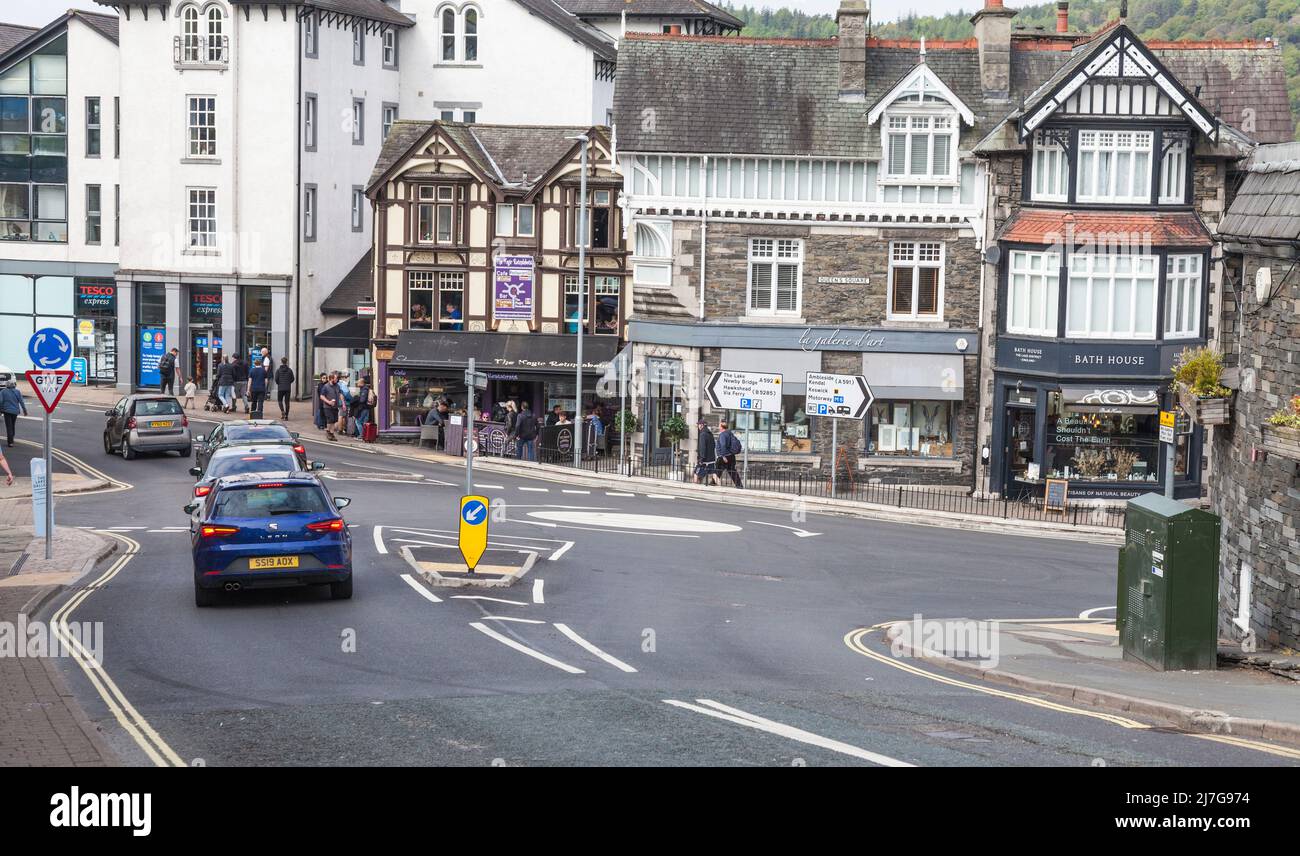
top-left (869, 400), bottom-right (954, 457)
top-left (727, 395), bottom-right (811, 454)
top-left (388, 370), bottom-right (465, 428)
top-left (1043, 391), bottom-right (1160, 483)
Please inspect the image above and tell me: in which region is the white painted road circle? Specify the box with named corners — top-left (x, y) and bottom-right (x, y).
top-left (526, 511), bottom-right (742, 533)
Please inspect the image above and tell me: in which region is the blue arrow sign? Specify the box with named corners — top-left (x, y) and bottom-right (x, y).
top-left (461, 499), bottom-right (488, 526)
top-left (28, 327), bottom-right (72, 369)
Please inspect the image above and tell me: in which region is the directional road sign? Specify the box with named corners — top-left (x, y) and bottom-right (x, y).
top-left (28, 327), bottom-right (72, 369)
top-left (705, 370), bottom-right (782, 412)
top-left (26, 370), bottom-right (75, 413)
top-left (458, 495), bottom-right (489, 572)
top-left (804, 372), bottom-right (873, 419)
top-left (465, 369), bottom-right (489, 390)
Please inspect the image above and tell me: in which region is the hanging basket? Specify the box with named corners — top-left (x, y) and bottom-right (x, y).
top-left (1260, 424), bottom-right (1300, 461)
top-left (1178, 383), bottom-right (1233, 426)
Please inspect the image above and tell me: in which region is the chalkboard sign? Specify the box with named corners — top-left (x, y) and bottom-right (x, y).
top-left (1044, 478), bottom-right (1069, 512)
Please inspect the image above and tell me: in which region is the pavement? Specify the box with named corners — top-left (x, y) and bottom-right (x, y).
top-left (882, 617), bottom-right (1300, 749)
top-left (0, 496), bottom-right (119, 766)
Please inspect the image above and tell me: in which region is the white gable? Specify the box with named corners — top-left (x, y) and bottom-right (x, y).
top-left (868, 63), bottom-right (975, 127)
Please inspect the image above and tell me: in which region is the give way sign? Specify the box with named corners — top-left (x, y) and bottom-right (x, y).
top-left (25, 370), bottom-right (75, 413)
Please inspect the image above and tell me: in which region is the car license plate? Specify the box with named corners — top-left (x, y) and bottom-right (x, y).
top-left (150, 420), bottom-right (172, 428)
top-left (249, 556), bottom-right (299, 570)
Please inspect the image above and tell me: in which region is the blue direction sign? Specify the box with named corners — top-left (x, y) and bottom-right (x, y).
top-left (28, 327), bottom-right (72, 369)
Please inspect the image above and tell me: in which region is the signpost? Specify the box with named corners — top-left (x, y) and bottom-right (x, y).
top-left (1159, 409), bottom-right (1177, 498)
top-left (25, 366), bottom-right (74, 560)
top-left (804, 372), bottom-right (873, 496)
top-left (356, 301), bottom-right (377, 318)
top-left (458, 495), bottom-right (489, 574)
top-left (462, 357), bottom-right (487, 495)
top-left (705, 370), bottom-right (783, 412)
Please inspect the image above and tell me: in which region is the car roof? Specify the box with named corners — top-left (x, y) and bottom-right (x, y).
top-left (127, 394), bottom-right (179, 402)
top-left (209, 445), bottom-right (300, 460)
top-left (211, 471), bottom-right (323, 489)
top-left (224, 419), bottom-right (287, 427)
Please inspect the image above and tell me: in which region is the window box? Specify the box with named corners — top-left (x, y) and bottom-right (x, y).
top-left (1260, 423), bottom-right (1300, 461)
top-left (1177, 383), bottom-right (1232, 426)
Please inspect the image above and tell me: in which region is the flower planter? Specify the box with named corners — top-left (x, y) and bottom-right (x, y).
top-left (1178, 384), bottom-right (1233, 426)
top-left (1260, 423), bottom-right (1300, 461)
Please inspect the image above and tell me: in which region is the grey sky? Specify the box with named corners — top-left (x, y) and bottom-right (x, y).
top-left (8, 0), bottom-right (980, 29)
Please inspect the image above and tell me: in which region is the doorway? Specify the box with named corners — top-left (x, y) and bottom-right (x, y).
top-left (1004, 406), bottom-right (1038, 492)
top-left (190, 327), bottom-right (221, 391)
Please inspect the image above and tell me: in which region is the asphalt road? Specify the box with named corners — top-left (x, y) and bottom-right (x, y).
top-left (31, 401), bottom-right (1299, 767)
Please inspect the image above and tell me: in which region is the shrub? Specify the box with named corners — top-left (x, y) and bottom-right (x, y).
top-left (1266, 395), bottom-right (1300, 429)
top-left (611, 409), bottom-right (638, 434)
top-left (1172, 346), bottom-right (1232, 399)
top-left (658, 415), bottom-right (689, 445)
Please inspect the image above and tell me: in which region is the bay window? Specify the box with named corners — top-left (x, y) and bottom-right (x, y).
top-left (1159, 138), bottom-right (1187, 204)
top-left (1031, 130), bottom-right (1068, 201)
top-left (1066, 253), bottom-right (1157, 339)
top-left (1006, 250), bottom-right (1060, 337)
top-left (885, 113), bottom-right (956, 181)
top-left (888, 241), bottom-right (943, 320)
top-left (747, 238), bottom-right (802, 316)
top-left (1076, 130), bottom-right (1152, 204)
top-left (1164, 254), bottom-right (1202, 339)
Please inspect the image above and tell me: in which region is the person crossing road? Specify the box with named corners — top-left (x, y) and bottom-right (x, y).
top-left (0, 380), bottom-right (27, 448)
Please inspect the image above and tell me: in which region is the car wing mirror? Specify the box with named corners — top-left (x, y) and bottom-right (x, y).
top-left (104, 409), bottom-right (116, 417)
top-left (194, 435), bottom-right (205, 444)
top-left (333, 497), bottom-right (351, 510)
top-left (183, 503), bottom-right (198, 515)
top-left (189, 466), bottom-right (202, 477)
top-left (311, 461), bottom-right (325, 471)
top-left (291, 432), bottom-right (300, 440)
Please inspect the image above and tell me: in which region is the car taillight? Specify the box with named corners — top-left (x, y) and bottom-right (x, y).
top-left (194, 485), bottom-right (212, 498)
top-left (200, 525), bottom-right (238, 538)
top-left (307, 519), bottom-right (344, 533)
top-left (293, 444), bottom-right (306, 457)
top-left (126, 417), bottom-right (136, 429)
top-left (182, 416), bottom-right (189, 428)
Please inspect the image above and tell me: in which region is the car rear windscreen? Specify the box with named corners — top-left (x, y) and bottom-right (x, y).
top-left (206, 452), bottom-right (298, 480)
top-left (134, 399), bottom-right (183, 417)
top-left (225, 423), bottom-right (292, 441)
top-left (213, 484), bottom-right (332, 518)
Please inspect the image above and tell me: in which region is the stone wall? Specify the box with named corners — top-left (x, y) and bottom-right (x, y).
top-left (1210, 251), bottom-right (1300, 649)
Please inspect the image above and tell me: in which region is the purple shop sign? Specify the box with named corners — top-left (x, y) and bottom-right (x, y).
top-left (493, 255), bottom-right (535, 322)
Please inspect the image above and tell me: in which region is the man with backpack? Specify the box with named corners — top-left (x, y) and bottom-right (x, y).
top-left (715, 420), bottom-right (744, 489)
top-left (157, 347), bottom-right (181, 395)
top-left (511, 401), bottom-right (539, 461)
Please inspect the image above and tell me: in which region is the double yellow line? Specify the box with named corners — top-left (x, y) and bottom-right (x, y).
top-left (844, 624), bottom-right (1300, 761)
top-left (51, 531), bottom-right (185, 767)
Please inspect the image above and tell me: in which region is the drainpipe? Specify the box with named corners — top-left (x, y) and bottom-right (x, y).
top-left (699, 154), bottom-right (708, 321)
top-left (293, 13), bottom-right (303, 397)
top-left (1234, 562), bottom-right (1256, 651)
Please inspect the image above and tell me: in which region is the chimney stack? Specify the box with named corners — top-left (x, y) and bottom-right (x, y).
top-left (1056, 1), bottom-right (1069, 33)
top-left (972, 0), bottom-right (1017, 101)
top-left (837, 0), bottom-right (869, 103)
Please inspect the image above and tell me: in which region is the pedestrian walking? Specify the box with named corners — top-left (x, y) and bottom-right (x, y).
top-left (274, 357), bottom-right (295, 420)
top-left (715, 420), bottom-right (744, 489)
top-left (214, 356), bottom-right (237, 412)
top-left (1, 380), bottom-right (27, 447)
top-left (0, 443), bottom-right (13, 486)
top-left (183, 379), bottom-right (197, 410)
top-left (232, 354), bottom-right (249, 414)
top-left (248, 359), bottom-right (268, 420)
top-left (318, 372), bottom-right (340, 441)
top-left (157, 347), bottom-right (181, 395)
top-left (511, 401), bottom-right (538, 461)
top-left (693, 418), bottom-right (720, 485)
top-left (259, 346), bottom-right (272, 374)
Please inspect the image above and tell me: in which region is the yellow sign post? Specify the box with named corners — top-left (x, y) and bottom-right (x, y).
top-left (458, 495), bottom-right (489, 573)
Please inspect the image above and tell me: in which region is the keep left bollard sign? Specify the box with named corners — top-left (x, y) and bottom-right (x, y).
top-left (458, 495), bottom-right (489, 573)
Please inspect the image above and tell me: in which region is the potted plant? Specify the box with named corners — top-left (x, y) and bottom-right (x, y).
top-left (1112, 449), bottom-right (1139, 481)
top-left (1172, 346), bottom-right (1234, 426)
top-left (612, 409), bottom-right (639, 435)
top-left (1071, 448), bottom-right (1108, 479)
top-left (658, 415), bottom-right (689, 478)
top-left (1261, 394), bottom-right (1300, 460)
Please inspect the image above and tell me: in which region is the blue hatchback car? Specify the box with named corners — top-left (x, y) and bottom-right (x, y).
top-left (187, 472), bottom-right (353, 607)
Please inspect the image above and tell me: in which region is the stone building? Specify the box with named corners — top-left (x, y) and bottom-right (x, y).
top-left (1211, 143), bottom-right (1300, 650)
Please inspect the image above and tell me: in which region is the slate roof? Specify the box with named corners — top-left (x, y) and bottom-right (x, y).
top-left (996, 210), bottom-right (1212, 247)
top-left (1218, 143), bottom-right (1300, 243)
top-left (558, 0), bottom-right (743, 29)
top-left (74, 10), bottom-right (119, 44)
top-left (614, 29), bottom-right (1295, 158)
top-left (513, 0), bottom-right (617, 62)
top-left (321, 250), bottom-right (374, 314)
top-left (0, 23), bottom-right (37, 55)
top-left (369, 120), bottom-right (601, 193)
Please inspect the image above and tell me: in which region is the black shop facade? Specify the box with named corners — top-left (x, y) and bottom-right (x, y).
top-left (990, 337), bottom-right (1202, 501)
top-left (377, 330), bottom-right (617, 433)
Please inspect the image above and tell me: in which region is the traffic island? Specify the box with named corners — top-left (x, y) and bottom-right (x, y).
top-left (398, 544), bottom-right (537, 589)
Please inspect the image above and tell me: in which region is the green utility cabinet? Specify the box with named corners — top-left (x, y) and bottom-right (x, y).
top-left (1117, 493), bottom-right (1221, 671)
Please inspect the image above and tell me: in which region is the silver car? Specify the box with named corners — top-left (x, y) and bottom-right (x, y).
top-left (103, 395), bottom-right (193, 459)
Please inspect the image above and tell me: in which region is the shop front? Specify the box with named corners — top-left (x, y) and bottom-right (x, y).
top-left (991, 337), bottom-right (1201, 500)
top-left (378, 330), bottom-right (619, 433)
top-left (74, 278), bottom-right (117, 384)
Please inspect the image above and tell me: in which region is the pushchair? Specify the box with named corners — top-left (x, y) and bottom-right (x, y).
top-left (202, 385), bottom-right (224, 412)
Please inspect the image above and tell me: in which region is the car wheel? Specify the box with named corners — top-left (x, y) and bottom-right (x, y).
top-left (121, 437), bottom-right (136, 460)
top-left (179, 446), bottom-right (192, 457)
top-left (329, 576), bottom-right (353, 600)
top-left (194, 583), bottom-right (219, 608)
top-left (103, 433), bottom-right (113, 455)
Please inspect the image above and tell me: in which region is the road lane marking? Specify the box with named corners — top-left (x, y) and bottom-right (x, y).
top-left (450, 595), bottom-right (528, 605)
top-left (562, 489), bottom-right (590, 494)
top-left (481, 616), bottom-right (546, 624)
top-left (646, 494), bottom-right (675, 499)
top-left (1079, 605), bottom-right (1116, 619)
top-left (663, 699), bottom-right (913, 767)
top-left (18, 414), bottom-right (71, 424)
top-left (399, 573), bottom-right (442, 603)
top-left (548, 541), bottom-right (574, 561)
top-left (554, 623), bottom-right (637, 673)
top-left (526, 511), bottom-right (740, 533)
top-left (747, 520), bottom-right (821, 538)
top-left (475, 483), bottom-right (505, 490)
top-left (373, 525), bottom-right (387, 555)
top-left (532, 579), bottom-right (545, 604)
top-left (606, 492), bottom-right (635, 497)
top-left (519, 487), bottom-right (549, 493)
top-left (469, 622), bottom-right (585, 674)
top-left (1191, 732), bottom-right (1300, 760)
top-left (15, 438), bottom-right (132, 494)
top-left (55, 532), bottom-right (186, 767)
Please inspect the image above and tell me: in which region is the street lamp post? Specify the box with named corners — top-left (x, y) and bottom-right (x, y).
top-left (568, 133), bottom-right (589, 468)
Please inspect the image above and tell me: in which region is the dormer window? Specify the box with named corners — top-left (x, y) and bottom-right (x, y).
top-left (885, 114), bottom-right (955, 182)
top-left (175, 4), bottom-right (227, 67)
top-left (1076, 130), bottom-right (1152, 204)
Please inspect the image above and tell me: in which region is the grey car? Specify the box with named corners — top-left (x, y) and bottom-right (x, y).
top-left (103, 395), bottom-right (193, 459)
